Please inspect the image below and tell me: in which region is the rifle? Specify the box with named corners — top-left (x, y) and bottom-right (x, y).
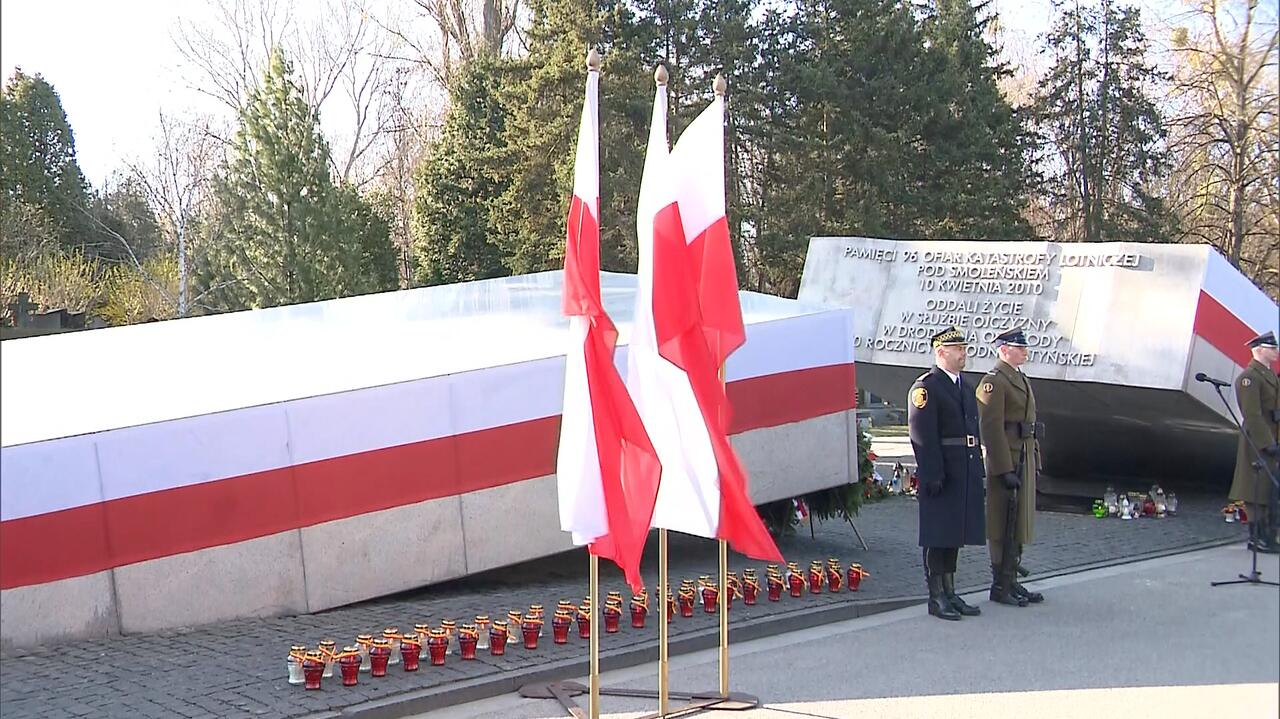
top-left (999, 444), bottom-right (1025, 584)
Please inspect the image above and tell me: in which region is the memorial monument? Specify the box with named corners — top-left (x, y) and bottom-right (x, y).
top-left (798, 237), bottom-right (1279, 494)
top-left (0, 271), bottom-right (856, 648)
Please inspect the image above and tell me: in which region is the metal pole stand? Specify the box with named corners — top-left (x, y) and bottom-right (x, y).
top-left (520, 538), bottom-right (763, 718)
top-left (519, 681), bottom-right (760, 719)
top-left (1211, 464), bottom-right (1279, 589)
top-left (807, 510), bottom-right (869, 551)
top-left (1205, 384), bottom-right (1280, 589)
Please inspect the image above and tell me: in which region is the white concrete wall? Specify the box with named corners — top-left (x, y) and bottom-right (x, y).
top-left (0, 409), bottom-right (856, 648)
top-left (734, 410), bottom-right (855, 502)
top-left (300, 495), bottom-right (468, 612)
top-left (0, 570), bottom-right (118, 651)
top-left (114, 531), bottom-right (309, 634)
top-left (1185, 337), bottom-right (1245, 423)
top-left (459, 474), bottom-right (576, 576)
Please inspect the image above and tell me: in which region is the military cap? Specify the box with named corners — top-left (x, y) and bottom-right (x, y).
top-left (993, 327), bottom-right (1028, 347)
top-left (1246, 331), bottom-right (1278, 348)
top-left (930, 326), bottom-right (967, 349)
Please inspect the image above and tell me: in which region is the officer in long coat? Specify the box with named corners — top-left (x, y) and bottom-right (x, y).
top-left (1228, 331), bottom-right (1280, 553)
top-left (976, 327), bottom-right (1043, 607)
top-left (908, 326), bottom-right (986, 621)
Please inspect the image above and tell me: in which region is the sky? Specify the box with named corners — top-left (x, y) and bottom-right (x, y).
top-left (0, 0), bottom-right (1188, 187)
top-left (1, 1), bottom-right (201, 187)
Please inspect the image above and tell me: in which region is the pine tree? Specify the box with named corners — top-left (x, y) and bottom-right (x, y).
top-left (90, 177), bottom-right (164, 265)
top-left (919, 0), bottom-right (1035, 240)
top-left (411, 56), bottom-right (514, 286)
top-left (1032, 0), bottom-right (1172, 242)
top-left (488, 0), bottom-right (651, 275)
top-left (210, 48), bottom-right (394, 309)
top-left (335, 184), bottom-right (399, 294)
top-left (487, 0), bottom-right (599, 276)
top-left (0, 70), bottom-right (92, 254)
top-left (686, 0), bottom-right (762, 281)
top-left (749, 0), bottom-right (938, 295)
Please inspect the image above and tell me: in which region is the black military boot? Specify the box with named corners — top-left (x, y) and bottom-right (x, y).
top-left (1246, 521), bottom-right (1278, 553)
top-left (942, 573), bottom-right (981, 616)
top-left (989, 565), bottom-right (1028, 607)
top-left (1010, 547), bottom-right (1044, 603)
top-left (928, 574), bottom-right (961, 620)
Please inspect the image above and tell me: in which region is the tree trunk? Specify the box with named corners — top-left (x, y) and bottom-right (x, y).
top-left (1230, 118), bottom-right (1246, 267)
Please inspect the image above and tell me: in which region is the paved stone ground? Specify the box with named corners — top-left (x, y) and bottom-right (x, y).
top-left (0, 485), bottom-right (1246, 719)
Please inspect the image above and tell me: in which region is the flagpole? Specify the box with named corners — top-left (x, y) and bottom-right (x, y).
top-left (714, 71), bottom-right (731, 698)
top-left (590, 554), bottom-right (600, 719)
top-left (653, 62), bottom-right (672, 719)
top-left (718, 539), bottom-right (729, 697)
top-left (659, 528), bottom-right (670, 716)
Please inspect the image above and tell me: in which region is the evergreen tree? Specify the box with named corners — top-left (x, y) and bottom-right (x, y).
top-left (335, 184), bottom-right (399, 294)
top-left (0, 70), bottom-right (92, 254)
top-left (488, 0), bottom-right (651, 275)
top-left (750, 0), bottom-right (937, 295)
top-left (411, 56), bottom-right (514, 286)
top-left (210, 48), bottom-right (394, 309)
top-left (90, 177), bottom-right (164, 265)
top-left (685, 0), bottom-right (762, 280)
top-left (1032, 0), bottom-right (1172, 242)
top-left (919, 0), bottom-right (1036, 240)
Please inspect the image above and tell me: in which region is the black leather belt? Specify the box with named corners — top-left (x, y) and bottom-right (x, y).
top-left (941, 435), bottom-right (978, 447)
top-left (1006, 421), bottom-right (1045, 439)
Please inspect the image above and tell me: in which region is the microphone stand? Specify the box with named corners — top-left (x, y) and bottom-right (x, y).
top-left (1204, 380), bottom-right (1279, 588)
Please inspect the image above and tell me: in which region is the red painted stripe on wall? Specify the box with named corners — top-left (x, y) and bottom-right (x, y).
top-left (1194, 290), bottom-right (1256, 368)
top-left (728, 362), bottom-right (856, 434)
top-left (0, 364), bottom-right (855, 590)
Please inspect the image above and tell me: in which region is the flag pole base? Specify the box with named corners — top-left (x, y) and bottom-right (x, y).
top-left (519, 681), bottom-right (759, 717)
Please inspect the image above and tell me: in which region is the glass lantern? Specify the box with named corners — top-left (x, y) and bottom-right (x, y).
top-left (1119, 494), bottom-right (1132, 520)
top-left (1104, 485), bottom-right (1118, 517)
top-left (1166, 493), bottom-right (1179, 516)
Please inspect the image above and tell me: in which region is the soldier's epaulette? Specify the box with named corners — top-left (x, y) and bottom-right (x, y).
top-left (915, 372), bottom-right (931, 383)
top-left (985, 369), bottom-right (998, 376)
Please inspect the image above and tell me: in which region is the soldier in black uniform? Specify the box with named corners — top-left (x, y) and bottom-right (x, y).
top-left (908, 327), bottom-right (987, 621)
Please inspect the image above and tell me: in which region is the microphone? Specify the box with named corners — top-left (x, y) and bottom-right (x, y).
top-left (1195, 372), bottom-right (1230, 388)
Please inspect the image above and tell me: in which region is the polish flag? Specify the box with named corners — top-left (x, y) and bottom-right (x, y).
top-left (669, 88), bottom-right (745, 369)
top-left (627, 75), bottom-right (782, 562)
top-left (557, 56), bottom-right (661, 593)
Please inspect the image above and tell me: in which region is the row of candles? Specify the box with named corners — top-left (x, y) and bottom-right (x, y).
top-left (1092, 485), bottom-right (1179, 519)
top-left (287, 559), bottom-right (871, 690)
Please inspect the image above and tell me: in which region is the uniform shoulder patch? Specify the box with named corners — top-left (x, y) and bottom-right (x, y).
top-left (911, 387), bottom-right (928, 409)
top-left (981, 382), bottom-right (994, 393)
top-left (1242, 377), bottom-right (1252, 387)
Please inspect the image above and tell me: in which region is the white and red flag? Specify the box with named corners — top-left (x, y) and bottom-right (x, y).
top-left (556, 57), bottom-right (661, 593)
top-left (627, 77), bottom-right (782, 562)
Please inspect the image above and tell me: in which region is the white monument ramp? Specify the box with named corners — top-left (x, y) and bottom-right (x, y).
top-left (0, 271), bottom-right (856, 647)
top-left (798, 238), bottom-right (1278, 489)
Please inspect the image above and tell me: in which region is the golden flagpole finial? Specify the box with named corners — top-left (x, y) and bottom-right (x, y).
top-left (655, 64), bottom-right (669, 86)
top-left (714, 73), bottom-right (727, 96)
top-left (587, 48), bottom-right (601, 72)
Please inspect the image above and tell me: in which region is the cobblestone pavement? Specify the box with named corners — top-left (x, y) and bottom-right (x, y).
top-left (0, 490), bottom-right (1245, 719)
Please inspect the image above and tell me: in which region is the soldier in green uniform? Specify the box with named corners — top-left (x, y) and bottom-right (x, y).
top-left (1229, 331), bottom-right (1280, 554)
top-left (975, 327), bottom-right (1043, 607)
